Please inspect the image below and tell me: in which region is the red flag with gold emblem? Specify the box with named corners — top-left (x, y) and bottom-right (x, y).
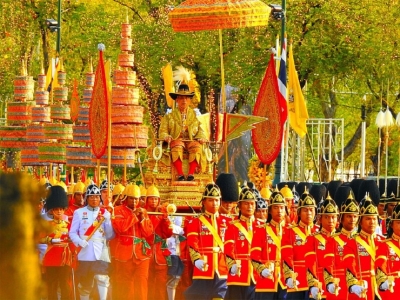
top-left (89, 44), bottom-right (109, 158)
top-left (252, 53), bottom-right (286, 164)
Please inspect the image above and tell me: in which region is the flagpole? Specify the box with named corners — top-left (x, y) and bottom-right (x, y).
top-left (360, 95), bottom-right (366, 178)
top-left (279, 0), bottom-right (286, 183)
top-left (56, 0), bottom-right (61, 55)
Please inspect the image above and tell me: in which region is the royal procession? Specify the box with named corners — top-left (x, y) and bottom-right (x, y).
top-left (0, 0), bottom-right (399, 300)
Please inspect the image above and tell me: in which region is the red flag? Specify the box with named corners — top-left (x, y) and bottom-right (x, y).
top-left (252, 53), bottom-right (287, 164)
top-left (89, 44), bottom-right (109, 158)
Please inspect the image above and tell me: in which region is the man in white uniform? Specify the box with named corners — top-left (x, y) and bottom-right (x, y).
top-left (69, 183), bottom-right (115, 300)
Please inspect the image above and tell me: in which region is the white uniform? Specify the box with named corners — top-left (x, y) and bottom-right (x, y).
top-left (69, 206), bottom-right (114, 261)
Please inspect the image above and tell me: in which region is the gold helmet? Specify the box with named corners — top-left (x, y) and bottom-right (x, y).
top-left (340, 194), bottom-right (360, 214)
top-left (260, 187), bottom-right (272, 200)
top-left (112, 183), bottom-right (125, 197)
top-left (270, 190), bottom-right (286, 206)
top-left (202, 183), bottom-right (221, 199)
top-left (280, 185), bottom-right (294, 199)
top-left (140, 185), bottom-right (147, 197)
top-left (297, 190), bottom-right (317, 210)
top-left (73, 180), bottom-right (86, 194)
top-left (49, 177), bottom-right (58, 186)
top-left (56, 180), bottom-right (68, 193)
top-left (146, 184), bottom-right (160, 198)
top-left (392, 203), bottom-right (400, 220)
top-left (359, 194), bottom-right (378, 216)
top-left (123, 184), bottom-right (141, 198)
top-left (319, 198), bottom-right (339, 215)
top-left (238, 187), bottom-right (256, 202)
top-left (67, 184), bottom-right (74, 195)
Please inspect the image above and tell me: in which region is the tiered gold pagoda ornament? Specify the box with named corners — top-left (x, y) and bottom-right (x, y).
top-left (93, 17), bottom-right (148, 183)
top-left (20, 64), bottom-right (51, 168)
top-left (39, 59), bottom-right (72, 165)
top-left (0, 61), bottom-right (35, 169)
top-left (66, 62), bottom-right (95, 169)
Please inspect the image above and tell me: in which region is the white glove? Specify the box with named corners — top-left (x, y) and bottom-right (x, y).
top-left (261, 268), bottom-right (271, 278)
top-left (350, 285), bottom-right (365, 298)
top-left (230, 264), bottom-right (238, 275)
top-left (194, 259), bottom-right (205, 271)
top-left (310, 287), bottom-right (319, 299)
top-left (286, 278), bottom-right (300, 289)
top-left (78, 239), bottom-right (89, 248)
top-left (51, 238), bottom-right (61, 244)
top-left (327, 283), bottom-right (340, 294)
top-left (380, 279), bottom-right (395, 291)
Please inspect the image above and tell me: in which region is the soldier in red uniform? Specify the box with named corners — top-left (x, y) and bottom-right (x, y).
top-left (224, 186), bottom-right (257, 300)
top-left (304, 196), bottom-right (339, 299)
top-left (323, 187), bottom-right (359, 300)
top-left (40, 185), bottom-right (72, 300)
top-left (281, 189), bottom-right (318, 300)
top-left (375, 203), bottom-right (400, 299)
top-left (216, 173), bottom-right (239, 219)
top-left (184, 183), bottom-right (230, 300)
top-left (111, 183), bottom-right (154, 300)
top-left (146, 184), bottom-right (173, 300)
top-left (343, 195), bottom-right (384, 300)
top-left (251, 190), bottom-right (288, 300)
top-left (64, 180), bottom-right (85, 223)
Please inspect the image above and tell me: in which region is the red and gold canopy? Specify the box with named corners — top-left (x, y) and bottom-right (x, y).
top-left (169, 0), bottom-right (271, 32)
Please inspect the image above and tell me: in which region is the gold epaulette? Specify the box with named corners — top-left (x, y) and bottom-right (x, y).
top-left (229, 219), bottom-right (241, 225)
top-left (331, 232), bottom-right (341, 237)
top-left (287, 223), bottom-right (298, 229)
top-left (310, 231), bottom-right (321, 237)
top-left (258, 223), bottom-right (268, 229)
top-left (381, 238), bottom-right (392, 243)
top-left (376, 234), bottom-right (386, 241)
top-left (348, 233), bottom-right (359, 240)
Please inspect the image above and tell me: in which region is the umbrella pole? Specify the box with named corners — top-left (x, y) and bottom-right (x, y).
top-left (219, 29), bottom-right (228, 173)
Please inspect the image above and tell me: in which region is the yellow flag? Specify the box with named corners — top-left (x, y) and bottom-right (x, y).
top-left (288, 44), bottom-right (309, 137)
top-left (162, 63), bottom-right (174, 108)
top-left (104, 59), bottom-right (112, 99)
top-left (52, 58), bottom-right (62, 88)
top-left (45, 58), bottom-right (54, 90)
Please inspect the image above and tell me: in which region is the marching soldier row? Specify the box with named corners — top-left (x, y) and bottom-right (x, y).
top-left (38, 176), bottom-right (400, 300)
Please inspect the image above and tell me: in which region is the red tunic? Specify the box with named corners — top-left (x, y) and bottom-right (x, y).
top-left (64, 204), bottom-right (81, 223)
top-left (111, 205), bottom-right (154, 261)
top-left (375, 233), bottom-right (400, 300)
top-left (323, 228), bottom-right (356, 300)
top-left (304, 228), bottom-right (335, 299)
top-left (281, 221), bottom-right (318, 292)
top-left (186, 211), bottom-right (230, 279)
top-left (250, 219), bottom-right (287, 292)
top-left (41, 219), bottom-right (72, 267)
top-left (224, 215), bottom-right (257, 286)
top-left (343, 230), bottom-right (384, 300)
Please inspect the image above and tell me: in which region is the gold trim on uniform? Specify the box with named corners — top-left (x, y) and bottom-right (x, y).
top-left (375, 267), bottom-right (387, 287)
top-left (307, 269), bottom-right (319, 287)
top-left (189, 247), bottom-right (201, 262)
top-left (346, 270), bottom-right (359, 287)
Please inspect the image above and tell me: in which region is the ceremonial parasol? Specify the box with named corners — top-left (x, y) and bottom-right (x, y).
top-left (169, 0), bottom-right (271, 172)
